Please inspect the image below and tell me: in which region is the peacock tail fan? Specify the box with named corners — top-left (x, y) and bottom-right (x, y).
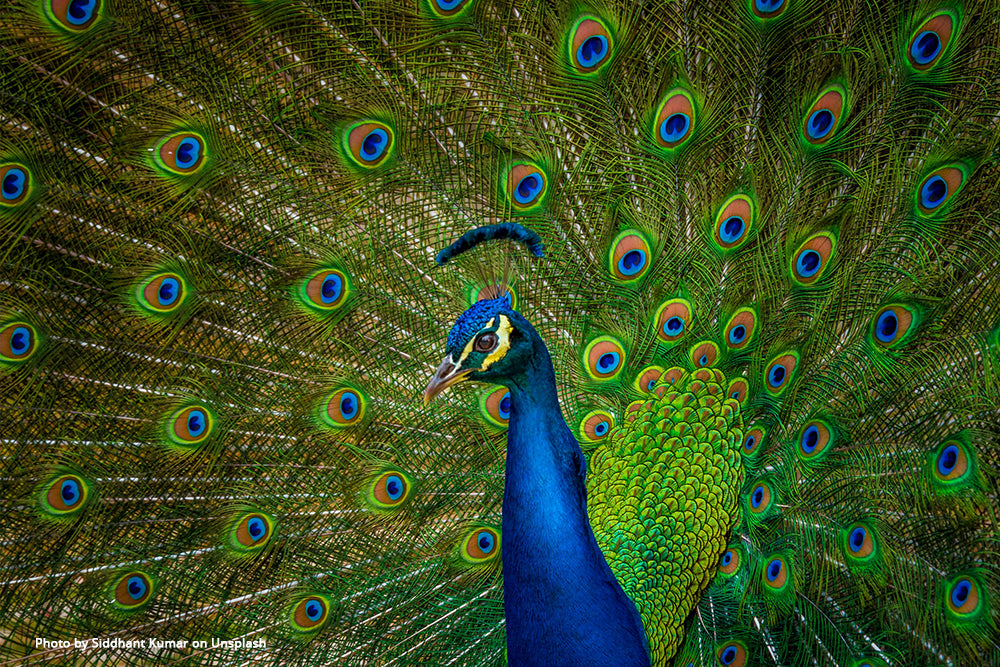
top-left (1, 0), bottom-right (999, 665)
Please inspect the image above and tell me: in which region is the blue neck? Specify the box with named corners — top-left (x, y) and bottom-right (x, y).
top-left (501, 335), bottom-right (650, 666)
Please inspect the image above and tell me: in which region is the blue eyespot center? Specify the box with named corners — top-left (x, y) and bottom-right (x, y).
top-left (807, 109), bottom-right (834, 139)
top-left (849, 526), bottom-right (866, 553)
top-left (876, 310), bottom-right (898, 342)
top-left (618, 249), bottom-right (646, 276)
top-left (340, 392), bottom-right (358, 419)
top-left (127, 576), bottom-right (146, 600)
top-left (513, 172), bottom-right (544, 204)
top-left (361, 129), bottom-right (388, 161)
top-left (2, 168), bottom-right (27, 200)
top-left (664, 316), bottom-right (684, 335)
top-left (751, 486), bottom-right (764, 508)
top-left (744, 435), bottom-right (756, 451)
top-left (10, 326), bottom-right (31, 355)
top-left (698, 354), bottom-right (708, 367)
top-left (720, 215), bottom-right (746, 243)
top-left (912, 30), bottom-right (942, 64)
top-left (766, 558), bottom-right (782, 581)
top-left (67, 0), bottom-right (97, 24)
top-left (597, 352), bottom-right (620, 372)
top-left (477, 531), bottom-right (495, 553)
top-left (305, 600), bottom-right (323, 620)
top-left (921, 175), bottom-right (947, 209)
top-left (755, 0), bottom-right (784, 12)
top-left (248, 517), bottom-right (266, 541)
top-left (175, 137), bottom-right (202, 170)
top-left (660, 113), bottom-right (690, 143)
top-left (801, 425), bottom-right (819, 453)
top-left (436, 0), bottom-right (463, 9)
top-left (61, 480), bottom-right (81, 505)
top-left (951, 579), bottom-right (971, 607)
top-left (385, 474), bottom-right (404, 501)
top-left (158, 278), bottom-right (179, 306)
top-left (498, 392), bottom-right (511, 419)
top-left (187, 410), bottom-right (206, 437)
top-left (321, 274), bottom-right (343, 304)
top-left (796, 249), bottom-right (822, 277)
top-left (729, 324), bottom-right (746, 344)
top-left (937, 444), bottom-right (959, 475)
top-left (721, 646), bottom-right (737, 664)
top-left (768, 365), bottom-right (786, 387)
top-left (594, 420), bottom-right (609, 437)
top-left (721, 551), bottom-right (733, 566)
top-left (578, 35), bottom-right (608, 68)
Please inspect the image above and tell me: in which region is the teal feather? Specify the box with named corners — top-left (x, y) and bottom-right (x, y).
top-left (1, 0), bottom-right (999, 664)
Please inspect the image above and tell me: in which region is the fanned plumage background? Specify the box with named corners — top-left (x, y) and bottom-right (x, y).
top-left (1, 0), bottom-right (999, 664)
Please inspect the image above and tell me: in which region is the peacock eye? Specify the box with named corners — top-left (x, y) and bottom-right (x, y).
top-left (474, 332), bottom-right (498, 353)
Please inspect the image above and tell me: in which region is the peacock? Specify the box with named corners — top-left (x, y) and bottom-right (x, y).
top-left (1, 0), bottom-right (999, 664)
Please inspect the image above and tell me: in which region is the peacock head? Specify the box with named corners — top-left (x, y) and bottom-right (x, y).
top-left (423, 295), bottom-right (536, 402)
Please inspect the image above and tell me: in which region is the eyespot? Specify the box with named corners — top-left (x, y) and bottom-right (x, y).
top-left (843, 522), bottom-right (877, 560)
top-left (154, 132), bottom-right (207, 175)
top-left (764, 352), bottom-right (799, 394)
top-left (43, 474), bottom-right (89, 516)
top-left (751, 0), bottom-right (786, 20)
top-left (742, 426), bottom-right (765, 457)
top-left (0, 163), bottom-right (31, 206)
top-left (481, 387), bottom-right (511, 427)
top-left (932, 439), bottom-right (970, 483)
top-left (425, 0), bottom-right (473, 19)
top-left (473, 284), bottom-right (516, 309)
top-left (907, 10), bottom-right (956, 72)
top-left (301, 269), bottom-right (351, 312)
top-left (653, 89), bottom-right (696, 150)
top-left (322, 388), bottom-right (366, 427)
top-left (609, 230), bottom-right (652, 282)
top-left (689, 341), bottom-right (719, 369)
top-left (291, 595), bottom-right (331, 632)
top-left (727, 378), bottom-right (749, 405)
top-left (797, 419), bottom-right (833, 460)
top-left (474, 331), bottom-right (499, 353)
top-left (654, 298), bottom-right (692, 343)
top-left (871, 304), bottom-right (917, 347)
top-left (802, 85), bottom-right (847, 145)
top-left (166, 405), bottom-right (214, 446)
top-left (232, 512), bottom-right (274, 550)
top-left (724, 308), bottom-right (757, 350)
top-left (0, 322), bottom-right (38, 363)
top-left (568, 16), bottom-right (614, 74)
top-left (505, 162), bottom-right (547, 210)
top-left (713, 195), bottom-right (755, 251)
top-left (719, 547), bottom-right (741, 575)
top-left (368, 470), bottom-right (413, 509)
top-left (344, 121), bottom-right (394, 168)
top-left (916, 165), bottom-right (966, 216)
top-left (634, 366), bottom-right (663, 394)
top-left (790, 232), bottom-right (836, 284)
top-left (579, 410), bottom-right (615, 443)
top-left (46, 0), bottom-right (102, 31)
top-left (461, 527), bottom-right (500, 564)
top-left (583, 336), bottom-right (626, 380)
top-left (716, 640), bottom-right (747, 667)
top-left (946, 576), bottom-right (981, 616)
top-left (112, 572), bottom-right (153, 609)
top-left (137, 273), bottom-right (187, 315)
top-left (747, 480), bottom-right (772, 513)
top-left (763, 556), bottom-right (788, 589)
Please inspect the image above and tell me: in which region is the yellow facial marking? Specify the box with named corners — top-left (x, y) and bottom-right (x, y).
top-left (457, 316), bottom-right (513, 371)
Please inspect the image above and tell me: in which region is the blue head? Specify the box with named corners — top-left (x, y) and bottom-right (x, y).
top-left (423, 295), bottom-right (538, 402)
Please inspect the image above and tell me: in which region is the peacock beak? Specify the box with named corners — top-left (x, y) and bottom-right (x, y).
top-left (423, 355), bottom-right (473, 403)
